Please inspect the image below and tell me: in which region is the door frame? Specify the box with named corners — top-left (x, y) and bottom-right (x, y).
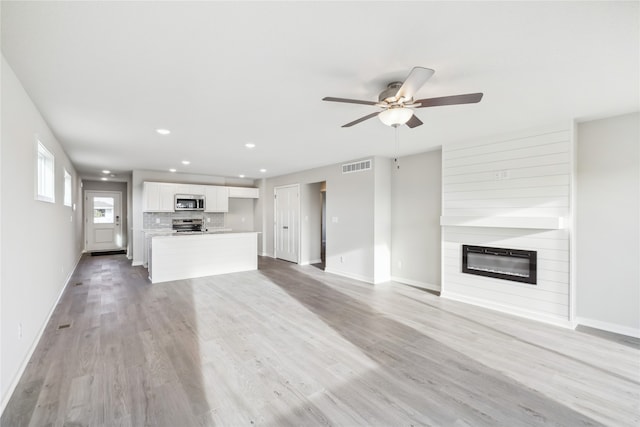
top-left (84, 190), bottom-right (123, 252)
top-left (273, 184), bottom-right (301, 263)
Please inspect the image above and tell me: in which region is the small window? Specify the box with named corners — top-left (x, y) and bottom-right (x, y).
top-left (36, 140), bottom-right (55, 203)
top-left (93, 197), bottom-right (114, 223)
top-left (64, 169), bottom-right (72, 207)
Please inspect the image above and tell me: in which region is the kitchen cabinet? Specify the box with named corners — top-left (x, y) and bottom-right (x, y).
top-left (143, 182), bottom-right (176, 212)
top-left (228, 187), bottom-right (259, 198)
top-left (144, 182), bottom-right (258, 212)
top-left (204, 186), bottom-right (229, 212)
top-left (175, 184), bottom-right (205, 196)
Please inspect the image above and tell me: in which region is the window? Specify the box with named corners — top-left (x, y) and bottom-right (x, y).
top-left (64, 169), bottom-right (72, 207)
top-left (93, 197), bottom-right (114, 223)
top-left (36, 140), bottom-right (55, 203)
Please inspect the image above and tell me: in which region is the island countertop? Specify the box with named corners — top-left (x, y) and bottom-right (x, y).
top-left (153, 230), bottom-right (260, 237)
top-left (149, 231), bottom-right (258, 283)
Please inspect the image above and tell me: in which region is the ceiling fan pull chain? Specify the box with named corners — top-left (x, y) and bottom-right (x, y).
top-left (394, 125), bottom-right (400, 170)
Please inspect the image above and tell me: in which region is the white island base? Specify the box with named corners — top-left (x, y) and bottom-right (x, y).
top-left (150, 232), bottom-right (258, 284)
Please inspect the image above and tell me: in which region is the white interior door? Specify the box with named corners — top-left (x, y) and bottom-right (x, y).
top-left (274, 184), bottom-right (299, 263)
top-left (85, 191), bottom-right (123, 252)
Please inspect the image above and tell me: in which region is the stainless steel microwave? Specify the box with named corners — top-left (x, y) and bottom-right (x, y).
top-left (175, 194), bottom-right (205, 211)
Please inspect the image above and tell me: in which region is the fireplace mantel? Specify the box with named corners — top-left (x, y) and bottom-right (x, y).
top-left (440, 216), bottom-right (564, 230)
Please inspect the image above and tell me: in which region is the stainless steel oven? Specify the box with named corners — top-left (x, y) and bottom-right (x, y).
top-left (172, 218), bottom-right (203, 233)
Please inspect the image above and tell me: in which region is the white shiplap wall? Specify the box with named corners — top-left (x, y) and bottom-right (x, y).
top-left (441, 125), bottom-right (572, 326)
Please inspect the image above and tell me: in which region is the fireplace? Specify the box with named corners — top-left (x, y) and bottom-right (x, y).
top-left (462, 245), bottom-right (537, 285)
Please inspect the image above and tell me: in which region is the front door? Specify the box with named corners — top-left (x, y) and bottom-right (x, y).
top-left (274, 184), bottom-right (299, 263)
top-left (85, 191), bottom-right (123, 252)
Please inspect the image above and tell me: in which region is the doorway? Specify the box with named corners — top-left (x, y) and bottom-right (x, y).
top-left (274, 184), bottom-right (300, 263)
top-left (84, 191), bottom-right (123, 252)
top-left (320, 182), bottom-right (326, 268)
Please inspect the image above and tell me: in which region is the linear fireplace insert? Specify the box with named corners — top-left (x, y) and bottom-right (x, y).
top-left (462, 245), bottom-right (537, 285)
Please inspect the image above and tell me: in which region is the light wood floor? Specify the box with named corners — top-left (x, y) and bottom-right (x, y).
top-left (2, 254), bottom-right (639, 426)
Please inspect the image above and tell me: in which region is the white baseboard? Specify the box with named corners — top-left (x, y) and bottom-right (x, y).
top-left (299, 258), bottom-right (322, 266)
top-left (575, 316), bottom-right (640, 338)
top-left (324, 268), bottom-right (374, 285)
top-left (391, 276), bottom-right (441, 293)
top-left (131, 261), bottom-right (143, 266)
top-left (1, 253), bottom-right (82, 415)
top-left (441, 290), bottom-right (573, 329)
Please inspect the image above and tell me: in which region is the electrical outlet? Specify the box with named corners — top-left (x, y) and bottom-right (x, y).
top-left (332, 217), bottom-right (339, 223)
top-left (398, 261), bottom-right (402, 269)
top-left (155, 218), bottom-right (161, 224)
top-left (494, 170), bottom-right (510, 180)
top-left (340, 256), bottom-right (344, 263)
top-left (241, 217), bottom-right (246, 223)
top-left (18, 323), bottom-right (22, 340)
top-left (207, 217), bottom-right (211, 223)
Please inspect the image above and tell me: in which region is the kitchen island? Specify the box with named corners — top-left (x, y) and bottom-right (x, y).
top-left (149, 231), bottom-right (258, 284)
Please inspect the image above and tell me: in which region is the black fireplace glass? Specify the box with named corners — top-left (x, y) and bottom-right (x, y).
top-left (462, 245), bottom-right (537, 285)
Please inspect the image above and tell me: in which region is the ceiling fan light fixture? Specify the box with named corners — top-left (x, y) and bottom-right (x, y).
top-left (379, 108), bottom-right (413, 127)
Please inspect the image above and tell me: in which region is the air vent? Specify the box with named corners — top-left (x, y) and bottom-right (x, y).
top-left (342, 159), bottom-right (372, 174)
top-left (57, 323), bottom-right (71, 330)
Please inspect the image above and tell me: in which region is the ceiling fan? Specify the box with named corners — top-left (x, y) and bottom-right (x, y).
top-left (323, 67), bottom-right (483, 128)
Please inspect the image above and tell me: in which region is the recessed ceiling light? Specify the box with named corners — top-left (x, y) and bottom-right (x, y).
top-left (169, 168), bottom-right (177, 173)
top-left (259, 169), bottom-right (267, 173)
top-left (245, 143), bottom-right (255, 149)
top-left (239, 174), bottom-right (245, 178)
top-left (156, 129), bottom-right (171, 135)
top-left (101, 177), bottom-right (108, 181)
top-left (102, 170), bottom-right (110, 174)
top-left (181, 160), bottom-right (190, 165)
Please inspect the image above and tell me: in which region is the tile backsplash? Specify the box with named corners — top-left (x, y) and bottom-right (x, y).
top-left (143, 212), bottom-right (225, 229)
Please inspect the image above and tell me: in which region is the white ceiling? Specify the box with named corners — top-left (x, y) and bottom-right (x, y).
top-left (2, 1), bottom-right (638, 181)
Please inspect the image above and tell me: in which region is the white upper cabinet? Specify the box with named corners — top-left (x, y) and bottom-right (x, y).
top-left (204, 186), bottom-right (229, 212)
top-left (175, 184), bottom-right (205, 196)
top-left (143, 182), bottom-right (257, 213)
top-left (143, 182), bottom-right (176, 212)
top-left (228, 187), bottom-right (259, 199)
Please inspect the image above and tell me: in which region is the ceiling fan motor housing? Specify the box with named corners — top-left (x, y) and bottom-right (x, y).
top-left (379, 82), bottom-right (406, 104)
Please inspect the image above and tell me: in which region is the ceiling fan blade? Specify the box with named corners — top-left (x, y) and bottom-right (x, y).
top-left (395, 67), bottom-right (435, 101)
top-left (405, 114), bottom-right (423, 128)
top-left (415, 92), bottom-right (484, 108)
top-left (342, 111), bottom-right (380, 127)
top-left (323, 97), bottom-right (378, 106)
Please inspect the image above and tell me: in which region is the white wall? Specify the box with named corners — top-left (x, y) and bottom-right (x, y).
top-left (440, 124), bottom-right (573, 326)
top-left (576, 112), bottom-right (640, 337)
top-left (260, 157), bottom-right (390, 284)
top-left (1, 56), bottom-right (83, 411)
top-left (390, 149), bottom-right (442, 291)
top-left (254, 178), bottom-right (267, 254)
top-left (130, 169), bottom-right (254, 264)
top-left (226, 198), bottom-right (255, 232)
top-left (374, 157), bottom-right (391, 283)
